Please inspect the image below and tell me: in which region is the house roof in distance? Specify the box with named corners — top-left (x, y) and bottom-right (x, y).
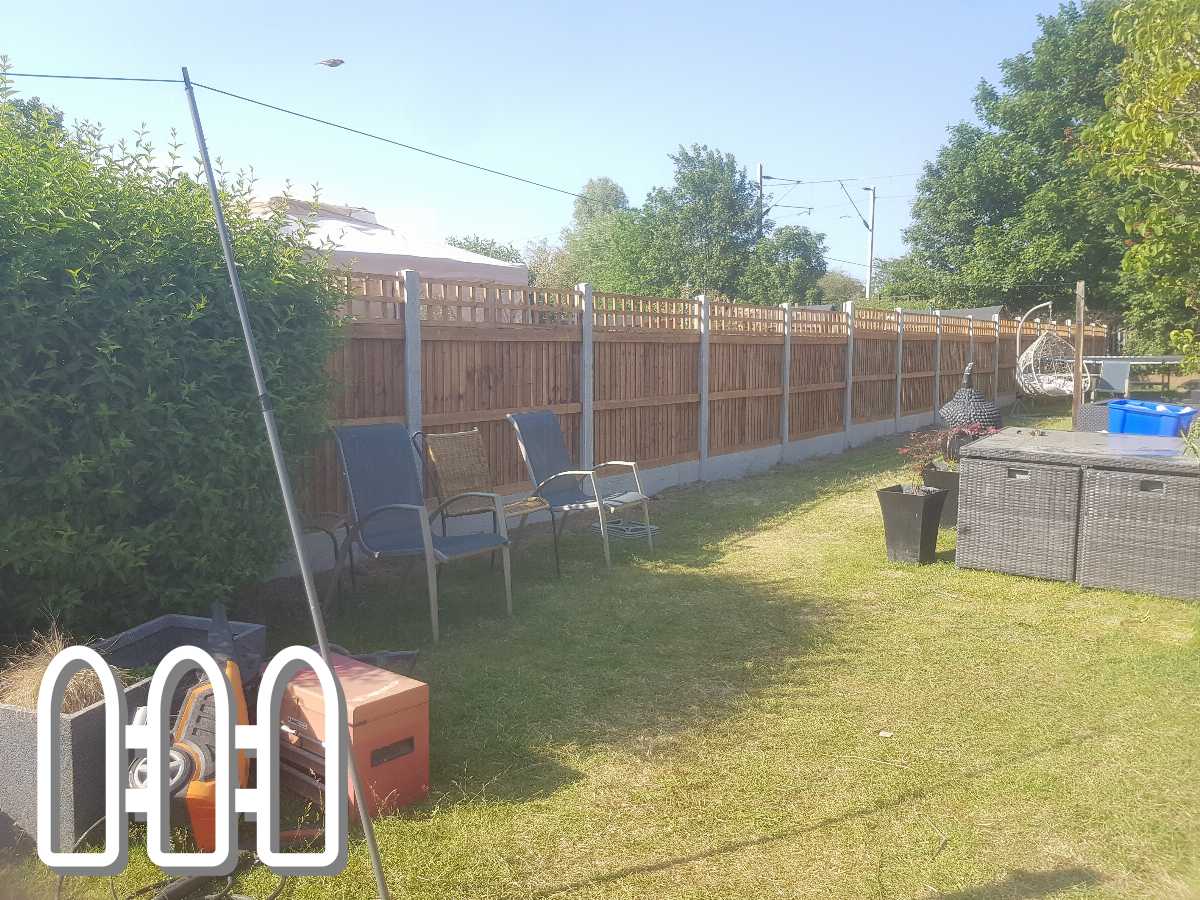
top-left (261, 197), bottom-right (529, 286)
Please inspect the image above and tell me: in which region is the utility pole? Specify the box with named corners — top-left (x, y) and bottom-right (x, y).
top-left (757, 162), bottom-right (765, 239)
top-left (863, 185), bottom-right (877, 300)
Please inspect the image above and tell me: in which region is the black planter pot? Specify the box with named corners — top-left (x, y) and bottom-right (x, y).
top-left (921, 465), bottom-right (960, 528)
top-left (877, 485), bottom-right (948, 564)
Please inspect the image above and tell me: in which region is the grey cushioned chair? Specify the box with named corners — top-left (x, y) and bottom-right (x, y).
top-left (334, 423), bottom-right (511, 641)
top-left (506, 410), bottom-right (651, 574)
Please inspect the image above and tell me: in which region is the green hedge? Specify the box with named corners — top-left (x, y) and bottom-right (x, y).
top-left (0, 101), bottom-right (343, 637)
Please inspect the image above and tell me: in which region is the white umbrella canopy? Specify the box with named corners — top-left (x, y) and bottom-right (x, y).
top-left (263, 198), bottom-right (530, 286)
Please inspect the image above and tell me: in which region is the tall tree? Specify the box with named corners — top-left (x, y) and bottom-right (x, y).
top-left (816, 271), bottom-right (866, 305)
top-left (1083, 0), bottom-right (1200, 360)
top-left (883, 2), bottom-right (1127, 315)
top-left (738, 226), bottom-right (828, 305)
top-left (581, 144), bottom-right (761, 298)
top-left (572, 177), bottom-right (629, 229)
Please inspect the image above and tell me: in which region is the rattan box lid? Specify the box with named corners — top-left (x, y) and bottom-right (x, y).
top-left (961, 427), bottom-right (1198, 475)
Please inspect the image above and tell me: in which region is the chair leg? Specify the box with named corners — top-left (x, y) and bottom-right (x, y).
top-left (490, 510), bottom-right (498, 571)
top-left (549, 508), bottom-right (562, 576)
top-left (424, 554), bottom-right (440, 642)
top-left (642, 499), bottom-right (654, 553)
top-left (501, 545), bottom-right (512, 617)
top-left (596, 504), bottom-right (612, 568)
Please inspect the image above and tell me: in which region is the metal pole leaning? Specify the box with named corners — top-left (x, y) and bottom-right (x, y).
top-left (181, 67), bottom-right (391, 900)
top-left (697, 294), bottom-right (710, 480)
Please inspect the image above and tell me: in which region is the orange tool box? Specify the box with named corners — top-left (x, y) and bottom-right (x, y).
top-left (279, 653), bottom-right (429, 816)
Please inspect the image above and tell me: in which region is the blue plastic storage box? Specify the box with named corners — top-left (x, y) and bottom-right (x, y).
top-left (1106, 398), bottom-right (1197, 436)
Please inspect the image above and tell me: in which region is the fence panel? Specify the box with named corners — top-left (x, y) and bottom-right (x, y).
top-left (997, 319), bottom-right (1018, 398)
top-left (789, 309), bottom-right (848, 439)
top-left (707, 302), bottom-right (785, 454)
top-left (939, 317), bottom-right (972, 404)
top-left (852, 310), bottom-right (898, 424)
top-left (594, 292), bottom-right (701, 468)
top-left (901, 312), bottom-right (937, 415)
top-left (421, 325), bottom-right (581, 493)
top-left (973, 319), bottom-right (997, 400)
top-left (301, 277), bottom-right (1108, 514)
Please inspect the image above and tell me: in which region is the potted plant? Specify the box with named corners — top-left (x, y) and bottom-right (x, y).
top-left (898, 424), bottom-right (999, 528)
top-left (876, 481), bottom-right (947, 565)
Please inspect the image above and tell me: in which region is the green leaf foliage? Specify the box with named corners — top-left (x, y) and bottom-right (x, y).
top-left (1082, 0), bottom-right (1200, 365)
top-left (445, 233), bottom-right (525, 266)
top-left (0, 89), bottom-right (342, 637)
top-left (532, 146), bottom-right (828, 305)
top-left (882, 1), bottom-right (1128, 314)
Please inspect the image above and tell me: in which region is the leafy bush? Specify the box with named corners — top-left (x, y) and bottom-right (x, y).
top-left (0, 84), bottom-right (343, 638)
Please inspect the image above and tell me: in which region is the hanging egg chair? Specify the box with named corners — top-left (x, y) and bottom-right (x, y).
top-left (1013, 301), bottom-right (1093, 398)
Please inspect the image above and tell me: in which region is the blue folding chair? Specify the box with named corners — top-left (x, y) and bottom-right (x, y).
top-left (506, 410), bottom-right (652, 574)
top-left (334, 423), bottom-right (511, 641)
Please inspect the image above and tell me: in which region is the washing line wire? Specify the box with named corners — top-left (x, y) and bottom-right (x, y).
top-left (3, 69), bottom-right (614, 208)
top-left (5, 70), bottom-right (184, 84)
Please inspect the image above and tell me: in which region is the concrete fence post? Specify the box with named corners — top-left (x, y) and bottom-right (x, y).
top-left (578, 283), bottom-right (594, 469)
top-left (933, 310), bottom-right (943, 415)
top-left (697, 294), bottom-right (710, 479)
top-left (894, 307), bottom-right (904, 430)
top-left (780, 302), bottom-right (791, 446)
top-left (967, 315), bottom-right (975, 365)
top-left (992, 312), bottom-right (1001, 403)
top-left (843, 301), bottom-right (855, 445)
top-left (402, 269), bottom-right (422, 454)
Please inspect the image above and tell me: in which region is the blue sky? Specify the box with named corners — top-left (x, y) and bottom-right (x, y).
top-left (5, 0), bottom-right (1062, 278)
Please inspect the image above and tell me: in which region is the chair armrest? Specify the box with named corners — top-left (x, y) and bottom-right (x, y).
top-left (533, 470), bottom-right (595, 494)
top-left (428, 491), bottom-right (502, 522)
top-left (592, 460), bottom-right (648, 498)
top-left (341, 504), bottom-right (430, 558)
top-left (351, 503), bottom-right (427, 534)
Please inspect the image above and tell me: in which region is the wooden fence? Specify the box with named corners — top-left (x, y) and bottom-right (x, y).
top-left (302, 274), bottom-right (1109, 513)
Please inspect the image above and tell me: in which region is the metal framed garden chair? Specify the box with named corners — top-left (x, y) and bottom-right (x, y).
top-left (413, 428), bottom-right (548, 544)
top-left (333, 422), bottom-right (511, 642)
top-left (506, 410), bottom-right (652, 574)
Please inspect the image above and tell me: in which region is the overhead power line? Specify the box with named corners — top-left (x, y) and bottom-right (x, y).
top-left (763, 171), bottom-right (921, 185)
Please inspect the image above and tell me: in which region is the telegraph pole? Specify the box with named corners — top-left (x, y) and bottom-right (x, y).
top-left (863, 185), bottom-right (877, 300)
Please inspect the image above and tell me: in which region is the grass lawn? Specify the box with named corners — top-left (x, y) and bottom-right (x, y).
top-left (16, 416), bottom-right (1200, 899)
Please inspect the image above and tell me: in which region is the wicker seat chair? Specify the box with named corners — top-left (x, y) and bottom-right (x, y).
top-left (414, 428), bottom-right (548, 540)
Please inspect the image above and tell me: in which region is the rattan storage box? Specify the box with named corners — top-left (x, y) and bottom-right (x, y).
top-left (1078, 468), bottom-right (1200, 598)
top-left (956, 457), bottom-right (1082, 581)
top-left (958, 428), bottom-right (1200, 598)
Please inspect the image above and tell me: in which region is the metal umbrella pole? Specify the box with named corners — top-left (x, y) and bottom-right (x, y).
top-left (181, 66), bottom-right (391, 900)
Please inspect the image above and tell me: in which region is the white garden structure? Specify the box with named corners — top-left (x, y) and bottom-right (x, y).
top-left (1014, 301), bottom-right (1092, 398)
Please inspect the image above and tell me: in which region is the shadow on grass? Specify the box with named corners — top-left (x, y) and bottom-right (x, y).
top-left (927, 865), bottom-right (1104, 899)
top-left (231, 439), bottom-right (911, 808)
